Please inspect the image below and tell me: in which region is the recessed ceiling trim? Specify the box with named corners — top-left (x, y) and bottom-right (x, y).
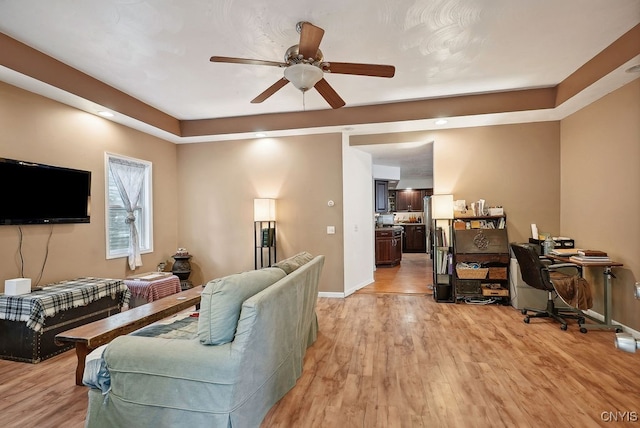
top-left (556, 23), bottom-right (640, 105)
top-left (180, 87), bottom-right (557, 137)
top-left (0, 32), bottom-right (181, 136)
top-left (0, 21), bottom-right (637, 142)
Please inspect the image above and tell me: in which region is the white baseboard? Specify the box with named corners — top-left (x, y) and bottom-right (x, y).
top-left (584, 309), bottom-right (640, 338)
top-left (318, 291), bottom-right (344, 298)
top-left (344, 278), bottom-right (374, 297)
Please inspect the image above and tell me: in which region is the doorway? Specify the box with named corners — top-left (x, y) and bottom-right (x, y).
top-left (357, 253), bottom-right (433, 295)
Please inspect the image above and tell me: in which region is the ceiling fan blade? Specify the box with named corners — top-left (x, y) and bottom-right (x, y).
top-left (314, 78), bottom-right (345, 109)
top-left (210, 56), bottom-right (286, 68)
top-left (251, 78), bottom-right (290, 103)
top-left (298, 22), bottom-right (325, 59)
top-left (323, 62), bottom-right (395, 78)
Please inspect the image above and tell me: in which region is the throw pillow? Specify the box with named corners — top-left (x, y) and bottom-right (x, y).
top-left (198, 267), bottom-right (286, 345)
top-left (273, 251), bottom-right (314, 274)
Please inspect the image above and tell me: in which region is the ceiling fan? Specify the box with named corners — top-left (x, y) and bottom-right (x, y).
top-left (210, 21), bottom-right (395, 109)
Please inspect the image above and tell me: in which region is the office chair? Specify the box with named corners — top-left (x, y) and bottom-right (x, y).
top-left (510, 243), bottom-right (586, 331)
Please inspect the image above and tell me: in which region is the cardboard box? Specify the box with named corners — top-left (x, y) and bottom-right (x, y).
top-left (488, 207), bottom-right (504, 216)
top-left (5, 278), bottom-right (31, 295)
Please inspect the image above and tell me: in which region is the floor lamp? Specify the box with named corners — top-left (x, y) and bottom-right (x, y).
top-left (254, 198), bottom-right (276, 269)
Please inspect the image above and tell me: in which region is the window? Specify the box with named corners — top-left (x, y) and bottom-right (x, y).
top-left (105, 153), bottom-right (153, 266)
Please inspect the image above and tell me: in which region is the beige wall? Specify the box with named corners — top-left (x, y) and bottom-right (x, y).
top-left (3, 74), bottom-right (638, 331)
top-left (176, 134), bottom-right (345, 292)
top-left (560, 78), bottom-right (640, 330)
top-left (0, 82), bottom-right (179, 287)
top-left (353, 122), bottom-right (562, 244)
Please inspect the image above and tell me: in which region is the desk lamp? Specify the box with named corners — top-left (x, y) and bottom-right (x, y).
top-left (613, 283), bottom-right (640, 353)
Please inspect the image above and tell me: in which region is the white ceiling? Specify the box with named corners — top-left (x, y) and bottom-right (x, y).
top-left (0, 0), bottom-right (638, 180)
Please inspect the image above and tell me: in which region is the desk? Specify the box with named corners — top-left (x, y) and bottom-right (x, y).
top-left (124, 274), bottom-right (182, 307)
top-left (549, 255), bottom-right (623, 332)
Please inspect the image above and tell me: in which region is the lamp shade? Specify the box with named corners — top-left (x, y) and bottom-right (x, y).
top-left (254, 198), bottom-right (276, 221)
top-left (431, 194), bottom-right (454, 219)
top-left (283, 63), bottom-right (323, 91)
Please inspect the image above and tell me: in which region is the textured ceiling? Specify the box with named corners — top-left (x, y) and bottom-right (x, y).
top-left (1, 0), bottom-right (638, 119)
top-left (0, 0), bottom-right (638, 181)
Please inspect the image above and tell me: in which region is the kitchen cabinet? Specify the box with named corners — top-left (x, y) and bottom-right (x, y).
top-left (396, 189), bottom-right (423, 211)
top-left (403, 224), bottom-right (427, 253)
top-left (374, 180), bottom-right (389, 213)
top-left (395, 189), bottom-right (432, 211)
top-left (375, 227), bottom-right (402, 267)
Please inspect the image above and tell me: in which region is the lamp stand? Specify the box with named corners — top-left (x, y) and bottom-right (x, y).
top-left (254, 220), bottom-right (276, 269)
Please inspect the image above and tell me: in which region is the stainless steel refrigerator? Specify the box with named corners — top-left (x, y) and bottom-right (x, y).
top-left (423, 195), bottom-right (432, 254)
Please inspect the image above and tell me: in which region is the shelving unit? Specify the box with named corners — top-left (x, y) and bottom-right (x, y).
top-left (432, 219), bottom-right (454, 302)
top-left (451, 215), bottom-right (510, 304)
top-left (254, 220), bottom-right (276, 269)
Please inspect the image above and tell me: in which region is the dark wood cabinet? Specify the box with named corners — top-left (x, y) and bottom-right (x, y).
top-left (396, 189), bottom-right (422, 211)
top-left (375, 228), bottom-right (402, 266)
top-left (374, 180), bottom-right (389, 213)
top-left (452, 216), bottom-right (510, 303)
top-left (395, 189), bottom-right (432, 211)
top-left (403, 224), bottom-right (427, 253)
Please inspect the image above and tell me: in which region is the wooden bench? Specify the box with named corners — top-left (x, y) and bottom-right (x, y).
top-left (55, 286), bottom-right (202, 385)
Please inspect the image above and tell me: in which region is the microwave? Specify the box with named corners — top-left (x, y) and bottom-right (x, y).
top-left (378, 214), bottom-right (394, 226)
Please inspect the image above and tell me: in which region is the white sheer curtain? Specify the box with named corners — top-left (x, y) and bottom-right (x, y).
top-left (109, 158), bottom-right (146, 270)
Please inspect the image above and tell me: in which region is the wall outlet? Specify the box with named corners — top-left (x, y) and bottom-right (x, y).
top-left (327, 226), bottom-right (335, 234)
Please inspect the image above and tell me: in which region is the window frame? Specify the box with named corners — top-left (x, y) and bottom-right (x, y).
top-left (104, 152), bottom-right (153, 260)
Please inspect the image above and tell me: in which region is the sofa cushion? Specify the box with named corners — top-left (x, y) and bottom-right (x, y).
top-left (273, 251), bottom-right (314, 274)
top-left (198, 267), bottom-right (286, 345)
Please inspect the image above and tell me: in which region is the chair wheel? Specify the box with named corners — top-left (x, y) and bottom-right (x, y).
top-left (578, 317), bottom-right (585, 325)
top-left (561, 324), bottom-right (568, 331)
top-left (521, 309), bottom-right (527, 315)
top-left (523, 317), bottom-right (530, 324)
top-left (615, 328), bottom-right (623, 333)
top-left (580, 327), bottom-right (588, 334)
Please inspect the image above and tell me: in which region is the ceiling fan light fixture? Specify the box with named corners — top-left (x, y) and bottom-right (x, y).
top-left (284, 63), bottom-right (323, 92)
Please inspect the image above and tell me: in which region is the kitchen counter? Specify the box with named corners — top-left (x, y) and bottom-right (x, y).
top-left (375, 225), bottom-right (404, 231)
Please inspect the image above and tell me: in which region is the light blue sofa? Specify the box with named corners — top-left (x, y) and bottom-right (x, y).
top-left (84, 253), bottom-right (324, 427)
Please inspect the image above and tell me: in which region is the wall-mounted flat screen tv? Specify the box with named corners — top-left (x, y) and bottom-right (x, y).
top-left (0, 157), bottom-right (91, 225)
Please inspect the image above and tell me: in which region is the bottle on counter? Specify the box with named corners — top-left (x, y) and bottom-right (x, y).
top-left (543, 235), bottom-right (555, 255)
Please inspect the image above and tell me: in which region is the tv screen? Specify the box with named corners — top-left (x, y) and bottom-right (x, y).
top-left (0, 158), bottom-right (91, 225)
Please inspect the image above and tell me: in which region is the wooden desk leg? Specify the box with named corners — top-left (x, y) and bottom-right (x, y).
top-left (74, 343), bottom-right (91, 386)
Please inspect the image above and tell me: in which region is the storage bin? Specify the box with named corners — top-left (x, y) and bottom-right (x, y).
top-left (488, 267), bottom-right (507, 279)
top-left (482, 284), bottom-right (509, 297)
top-left (456, 267), bottom-right (488, 279)
top-left (455, 279), bottom-right (482, 295)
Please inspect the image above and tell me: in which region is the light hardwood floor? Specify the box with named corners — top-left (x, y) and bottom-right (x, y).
top-left (2, 254), bottom-right (639, 427)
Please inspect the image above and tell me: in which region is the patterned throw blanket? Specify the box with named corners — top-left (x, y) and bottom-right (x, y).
top-left (549, 271), bottom-right (593, 310)
top-left (131, 316), bottom-right (198, 339)
top-left (0, 277), bottom-right (130, 332)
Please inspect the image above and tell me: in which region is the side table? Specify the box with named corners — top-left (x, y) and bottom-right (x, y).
top-left (123, 273), bottom-right (182, 307)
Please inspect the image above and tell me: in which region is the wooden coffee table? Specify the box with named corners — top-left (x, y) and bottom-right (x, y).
top-left (55, 286), bottom-right (202, 385)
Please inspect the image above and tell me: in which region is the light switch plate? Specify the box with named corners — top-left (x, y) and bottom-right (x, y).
top-left (327, 226), bottom-right (335, 234)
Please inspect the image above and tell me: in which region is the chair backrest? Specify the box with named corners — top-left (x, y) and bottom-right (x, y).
top-left (510, 243), bottom-right (553, 291)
